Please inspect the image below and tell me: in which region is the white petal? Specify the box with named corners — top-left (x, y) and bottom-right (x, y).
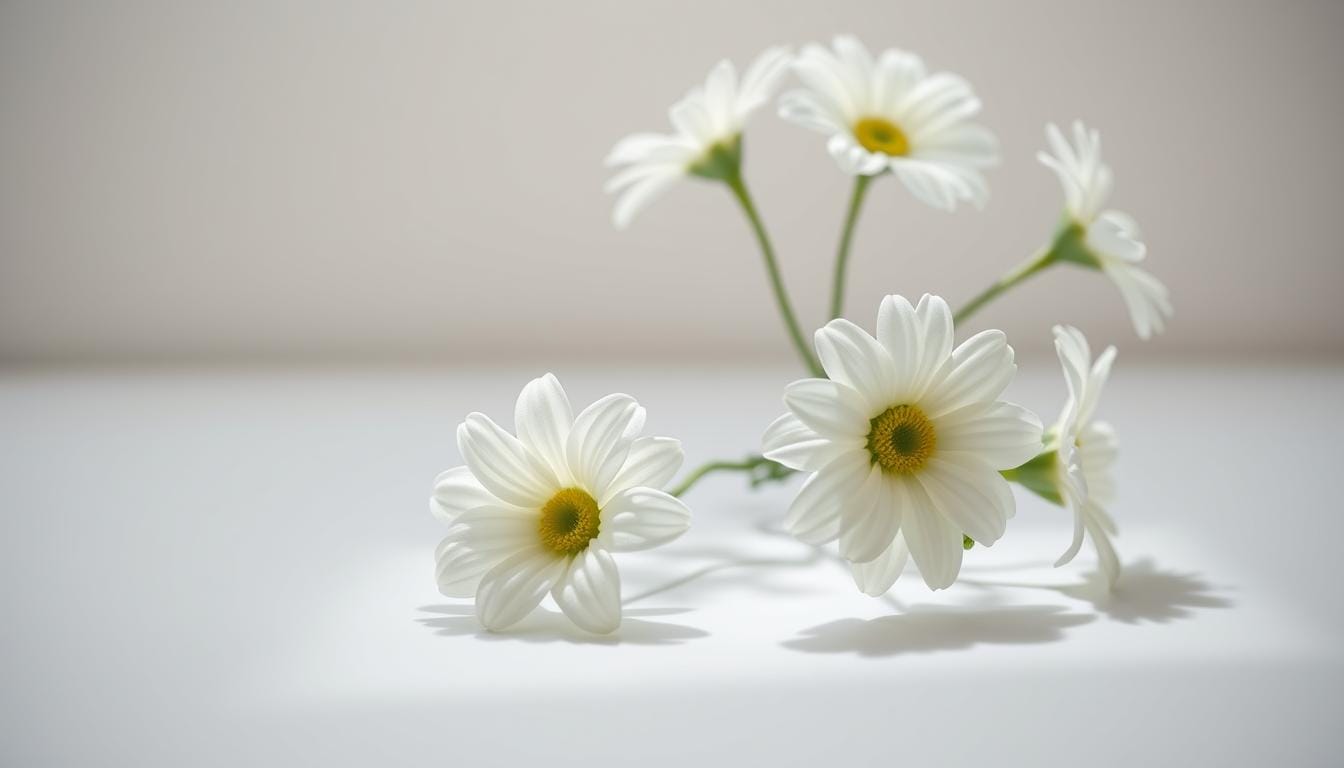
top-left (761, 412), bottom-right (859, 471)
top-left (782, 378), bottom-right (871, 439)
top-left (778, 89), bottom-right (849, 135)
top-left (552, 546), bottom-right (622, 634)
top-left (1088, 211), bottom-right (1147, 263)
top-left (850, 532), bottom-right (910, 596)
top-left (923, 329), bottom-right (1016, 417)
top-left (566, 393), bottom-right (643, 500)
top-left (599, 487), bottom-right (691, 552)
top-left (828, 133), bottom-right (890, 176)
top-left (784, 449), bottom-right (871, 545)
top-left (901, 480), bottom-right (964, 590)
top-left (876, 294), bottom-right (923, 401)
top-left (457, 413), bottom-right (558, 508)
top-left (736, 46), bottom-right (792, 117)
top-left (1086, 509), bottom-right (1122, 588)
top-left (475, 547), bottom-right (566, 631)
top-left (913, 294), bottom-right (954, 397)
top-left (430, 465), bottom-right (496, 523)
top-left (814, 318), bottom-right (898, 409)
top-left (611, 169), bottom-right (682, 230)
top-left (840, 468), bottom-right (905, 563)
top-left (603, 436), bottom-right (683, 502)
top-left (918, 457), bottom-right (1013, 546)
top-left (935, 400), bottom-right (1044, 469)
top-left (1105, 262), bottom-right (1171, 340)
top-left (435, 506), bottom-right (534, 598)
top-left (514, 373), bottom-right (573, 481)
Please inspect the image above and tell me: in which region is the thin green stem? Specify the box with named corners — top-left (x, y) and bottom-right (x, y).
top-left (669, 454), bottom-right (795, 497)
top-left (830, 175), bottom-right (874, 320)
top-left (725, 174), bottom-right (824, 377)
top-left (953, 247), bottom-right (1056, 325)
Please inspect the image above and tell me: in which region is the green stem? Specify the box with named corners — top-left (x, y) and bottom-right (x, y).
top-left (669, 454), bottom-right (794, 497)
top-left (724, 174), bottom-right (824, 377)
top-left (830, 175), bottom-right (874, 320)
top-left (953, 247), bottom-right (1056, 325)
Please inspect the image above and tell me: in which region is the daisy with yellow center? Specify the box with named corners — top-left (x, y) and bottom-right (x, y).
top-left (761, 294), bottom-right (1043, 592)
top-left (431, 374), bottom-right (691, 633)
top-left (778, 35), bottom-right (999, 212)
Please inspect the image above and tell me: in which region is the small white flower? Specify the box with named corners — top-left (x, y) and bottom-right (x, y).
top-left (605, 46), bottom-right (792, 229)
top-left (778, 35), bottom-right (998, 211)
top-left (1039, 121), bottom-right (1173, 339)
top-left (431, 374), bottom-right (691, 633)
top-left (1050, 325), bottom-right (1122, 586)
top-left (762, 294), bottom-right (1042, 592)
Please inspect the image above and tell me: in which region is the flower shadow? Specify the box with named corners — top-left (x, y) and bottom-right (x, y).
top-left (416, 604), bottom-right (709, 646)
top-left (783, 604), bottom-right (1095, 658)
top-left (1058, 558), bottom-right (1234, 624)
top-left (959, 557), bottom-right (1233, 625)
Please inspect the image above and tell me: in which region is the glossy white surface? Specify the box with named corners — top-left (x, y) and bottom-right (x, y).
top-left (1, 364), bottom-right (1340, 765)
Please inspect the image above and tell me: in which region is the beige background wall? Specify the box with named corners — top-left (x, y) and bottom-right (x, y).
top-left (2, 0), bottom-right (1341, 365)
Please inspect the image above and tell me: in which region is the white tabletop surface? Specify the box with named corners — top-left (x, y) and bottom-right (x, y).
top-left (1, 362), bottom-right (1340, 766)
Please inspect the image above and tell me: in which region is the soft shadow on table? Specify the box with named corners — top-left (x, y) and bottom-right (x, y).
top-left (961, 557), bottom-right (1234, 625)
top-left (783, 604), bottom-right (1095, 657)
top-left (416, 604), bottom-right (708, 646)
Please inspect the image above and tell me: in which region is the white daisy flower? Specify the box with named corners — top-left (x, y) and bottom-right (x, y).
top-left (605, 46), bottom-right (792, 229)
top-left (1049, 325), bottom-right (1122, 586)
top-left (431, 374), bottom-right (691, 633)
top-left (778, 35), bottom-right (999, 211)
top-left (1039, 121), bottom-right (1173, 339)
top-left (761, 294), bottom-right (1043, 592)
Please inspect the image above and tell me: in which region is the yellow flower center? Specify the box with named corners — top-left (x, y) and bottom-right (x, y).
top-left (867, 404), bottom-right (936, 474)
top-left (538, 487), bottom-right (601, 556)
top-left (853, 116), bottom-right (910, 156)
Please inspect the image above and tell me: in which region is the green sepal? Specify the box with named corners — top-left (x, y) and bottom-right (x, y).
top-left (962, 535), bottom-right (975, 550)
top-left (1049, 220), bottom-right (1103, 270)
top-left (687, 135), bottom-right (742, 182)
top-left (1001, 450), bottom-right (1065, 505)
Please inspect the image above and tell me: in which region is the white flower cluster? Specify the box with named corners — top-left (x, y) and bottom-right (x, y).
top-left (430, 36), bottom-right (1171, 634)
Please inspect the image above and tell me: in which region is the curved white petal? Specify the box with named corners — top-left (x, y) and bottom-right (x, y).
top-left (599, 487), bottom-right (692, 552)
top-left (913, 295), bottom-right (954, 395)
top-left (1104, 262), bottom-right (1171, 340)
top-left (814, 318), bottom-right (898, 409)
top-left (566, 393), bottom-right (644, 500)
top-left (850, 532), bottom-right (910, 596)
top-left (784, 449), bottom-right (871, 545)
top-left (761, 412), bottom-right (859, 471)
top-left (430, 465), bottom-right (496, 523)
top-left (1086, 509), bottom-right (1122, 588)
top-left (603, 436), bottom-right (683, 502)
top-left (514, 373), bottom-right (573, 481)
top-left (935, 400), bottom-right (1044, 470)
top-left (901, 480), bottom-right (964, 590)
top-left (434, 503), bottom-right (535, 599)
top-left (840, 469), bottom-right (905, 564)
top-left (457, 413), bottom-right (558, 508)
top-left (918, 456), bottom-right (1013, 546)
top-left (552, 546), bottom-right (622, 634)
top-left (782, 377), bottom-right (871, 440)
top-left (475, 547), bottom-right (566, 631)
top-left (923, 329), bottom-right (1016, 417)
top-left (435, 505), bottom-right (534, 598)
top-left (611, 169), bottom-right (683, 230)
top-left (827, 133), bottom-right (890, 176)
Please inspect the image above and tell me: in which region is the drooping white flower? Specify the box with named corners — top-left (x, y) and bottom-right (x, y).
top-left (431, 374), bottom-right (691, 633)
top-left (1039, 122), bottom-right (1173, 339)
top-left (605, 47), bottom-right (792, 229)
top-left (778, 35), bottom-right (998, 211)
top-left (1049, 325), bottom-right (1122, 586)
top-left (761, 294), bottom-right (1042, 592)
